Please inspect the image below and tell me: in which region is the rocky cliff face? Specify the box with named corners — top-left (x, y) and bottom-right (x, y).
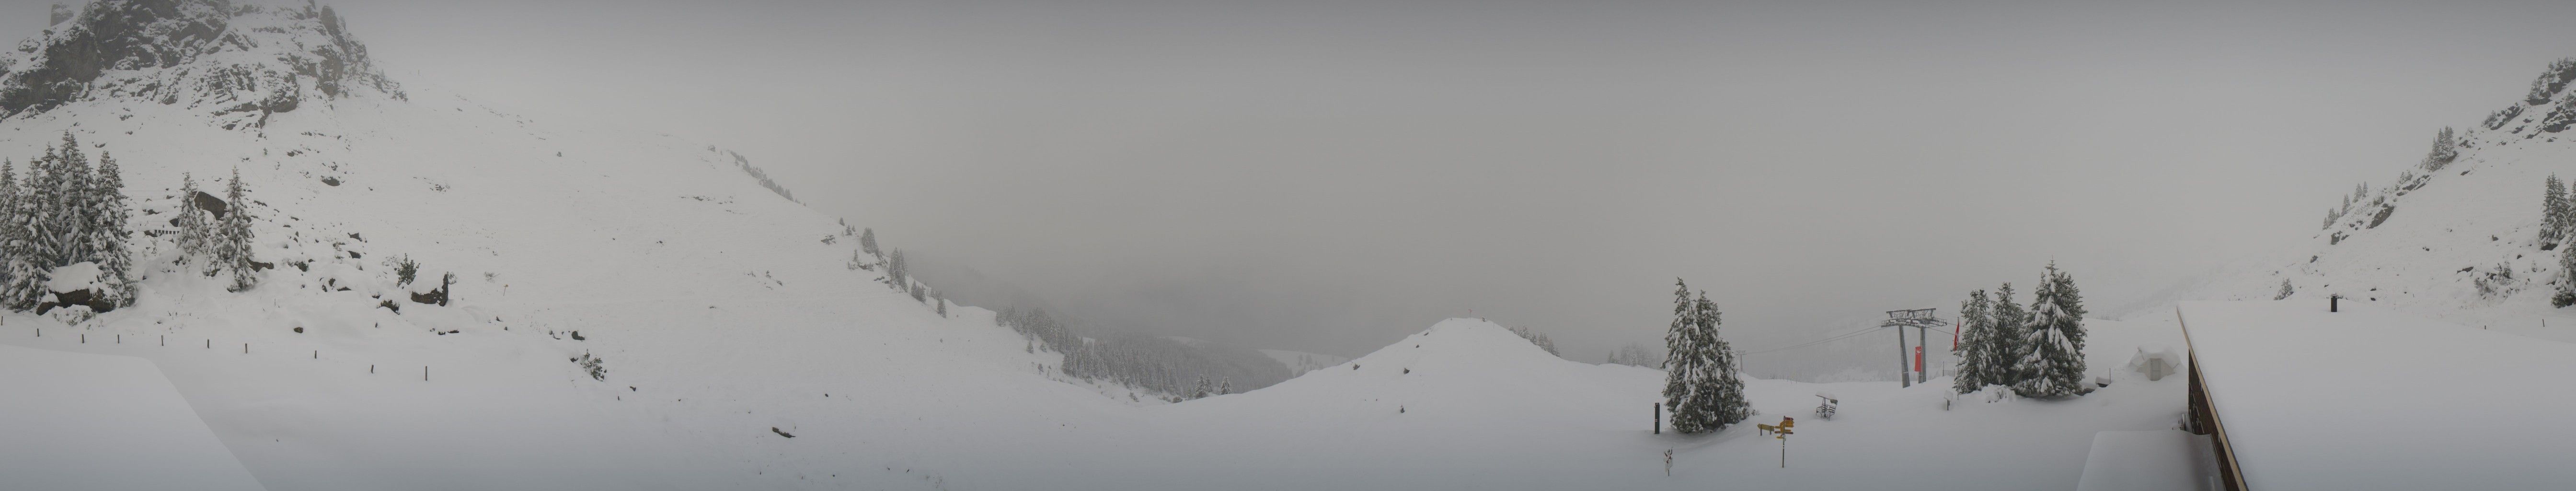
top-left (0, 0), bottom-right (401, 123)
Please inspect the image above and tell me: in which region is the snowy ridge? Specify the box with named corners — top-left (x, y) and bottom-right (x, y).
top-left (2174, 58), bottom-right (2576, 341)
top-left (0, 0), bottom-right (402, 124)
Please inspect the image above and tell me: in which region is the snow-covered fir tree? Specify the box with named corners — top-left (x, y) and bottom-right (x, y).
top-left (0, 159), bottom-right (25, 309)
top-left (2275, 278), bottom-right (2295, 301)
top-left (1662, 280), bottom-right (1749, 433)
top-left (90, 152), bottom-right (135, 306)
top-left (45, 134), bottom-right (97, 269)
top-left (859, 227), bottom-right (880, 259)
top-left (886, 247), bottom-right (908, 290)
top-left (2049, 262), bottom-right (2087, 320)
top-left (2421, 126), bottom-right (2458, 170)
top-left (2548, 175), bottom-right (2571, 246)
top-left (1694, 292), bottom-right (1751, 426)
top-left (216, 167), bottom-right (258, 292)
top-left (2564, 178), bottom-right (2576, 245)
top-left (173, 172), bottom-right (211, 264)
top-left (1985, 282), bottom-right (2028, 389)
top-left (2557, 242), bottom-right (2576, 307)
top-left (1951, 289), bottom-right (1994, 394)
top-left (2013, 263), bottom-right (2089, 397)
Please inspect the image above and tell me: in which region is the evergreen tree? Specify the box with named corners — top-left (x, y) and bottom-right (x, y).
top-left (1951, 289), bottom-right (1994, 394)
top-left (1662, 280), bottom-right (1749, 433)
top-left (2275, 278), bottom-right (2295, 301)
top-left (2549, 175), bottom-right (2571, 246)
top-left (173, 173), bottom-right (211, 264)
top-left (2564, 178), bottom-right (2576, 244)
top-left (0, 155), bottom-right (46, 310)
top-left (2422, 127), bottom-right (2459, 170)
top-left (2049, 261), bottom-right (2086, 321)
top-left (90, 152), bottom-right (133, 306)
top-left (1661, 280), bottom-right (1705, 432)
top-left (859, 228), bottom-right (880, 259)
top-left (217, 167), bottom-right (257, 292)
top-left (2014, 264), bottom-right (2090, 398)
top-left (25, 143), bottom-right (66, 271)
top-left (2558, 242), bottom-right (2576, 307)
top-left (1697, 292), bottom-right (1751, 425)
top-left (0, 159), bottom-right (23, 309)
top-left (886, 247), bottom-right (908, 290)
top-left (1986, 282), bottom-right (2028, 389)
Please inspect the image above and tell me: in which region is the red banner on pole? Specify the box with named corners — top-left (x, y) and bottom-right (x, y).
top-left (1913, 345), bottom-right (1925, 372)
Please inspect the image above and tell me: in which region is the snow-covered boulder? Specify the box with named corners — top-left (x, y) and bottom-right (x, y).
top-left (37, 261), bottom-right (110, 314)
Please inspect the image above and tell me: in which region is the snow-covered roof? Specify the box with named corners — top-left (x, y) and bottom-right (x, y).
top-left (2076, 431), bottom-right (2217, 491)
top-left (2178, 301), bottom-right (2576, 489)
top-left (0, 344), bottom-right (266, 491)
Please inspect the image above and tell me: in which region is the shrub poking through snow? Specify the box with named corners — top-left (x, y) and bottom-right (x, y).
top-left (392, 254), bottom-right (418, 286)
top-left (573, 352), bottom-right (607, 381)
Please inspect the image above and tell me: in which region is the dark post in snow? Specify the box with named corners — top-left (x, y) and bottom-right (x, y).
top-left (1882, 309), bottom-right (1945, 388)
top-left (2330, 294), bottom-right (2341, 313)
top-left (1895, 323), bottom-right (1909, 388)
top-left (1653, 403), bottom-right (1661, 434)
top-left (1915, 324), bottom-right (1929, 384)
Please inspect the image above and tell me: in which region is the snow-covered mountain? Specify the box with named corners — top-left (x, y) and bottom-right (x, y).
top-left (2168, 58), bottom-right (2576, 342)
top-left (1, 2), bottom-right (2204, 490)
top-left (0, 1), bottom-right (1117, 489)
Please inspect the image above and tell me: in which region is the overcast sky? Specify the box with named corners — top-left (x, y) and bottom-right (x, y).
top-left (12, 0), bottom-right (2575, 361)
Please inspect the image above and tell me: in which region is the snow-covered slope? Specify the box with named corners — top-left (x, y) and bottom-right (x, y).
top-left (0, 2), bottom-right (2203, 490)
top-left (2171, 58), bottom-right (2576, 342)
top-left (923, 317), bottom-right (2188, 491)
top-left (0, 2), bottom-right (1114, 489)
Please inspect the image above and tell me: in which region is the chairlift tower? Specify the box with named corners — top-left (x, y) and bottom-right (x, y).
top-left (1883, 308), bottom-right (1946, 387)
